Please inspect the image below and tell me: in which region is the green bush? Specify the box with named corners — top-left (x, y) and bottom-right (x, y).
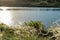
top-left (24, 21), bottom-right (43, 30)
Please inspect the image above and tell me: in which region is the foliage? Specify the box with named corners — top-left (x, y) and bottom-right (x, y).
top-left (24, 21), bottom-right (43, 30)
top-left (0, 21), bottom-right (59, 40)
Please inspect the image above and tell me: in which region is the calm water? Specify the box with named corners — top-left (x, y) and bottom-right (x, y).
top-left (0, 7), bottom-right (60, 26)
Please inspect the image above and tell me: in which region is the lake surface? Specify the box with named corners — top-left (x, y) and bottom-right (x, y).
top-left (0, 7), bottom-right (60, 26)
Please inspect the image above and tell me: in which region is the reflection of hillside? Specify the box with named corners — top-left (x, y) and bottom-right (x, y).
top-left (0, 0), bottom-right (60, 7)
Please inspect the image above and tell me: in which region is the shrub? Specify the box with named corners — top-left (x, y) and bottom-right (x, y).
top-left (24, 21), bottom-right (43, 30)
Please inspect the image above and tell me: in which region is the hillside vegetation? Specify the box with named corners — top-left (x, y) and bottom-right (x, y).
top-left (0, 0), bottom-right (60, 7)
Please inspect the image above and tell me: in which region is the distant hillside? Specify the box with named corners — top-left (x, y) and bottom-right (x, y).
top-left (0, 0), bottom-right (60, 7)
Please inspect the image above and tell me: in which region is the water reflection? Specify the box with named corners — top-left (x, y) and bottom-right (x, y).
top-left (0, 7), bottom-right (60, 26)
top-left (0, 7), bottom-right (12, 25)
